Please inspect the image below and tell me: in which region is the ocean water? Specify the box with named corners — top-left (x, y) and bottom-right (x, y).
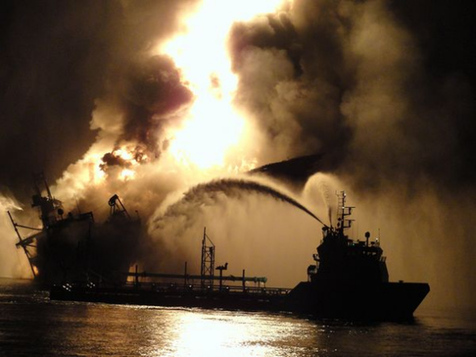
top-left (0, 279), bottom-right (475, 357)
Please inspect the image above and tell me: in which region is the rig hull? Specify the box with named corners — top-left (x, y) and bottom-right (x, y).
top-left (33, 219), bottom-right (141, 285)
top-left (10, 174), bottom-right (141, 286)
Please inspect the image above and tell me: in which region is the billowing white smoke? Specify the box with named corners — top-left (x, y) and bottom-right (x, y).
top-left (0, 193), bottom-right (32, 278)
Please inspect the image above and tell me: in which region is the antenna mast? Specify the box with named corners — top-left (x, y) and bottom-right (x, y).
top-left (200, 227), bottom-right (215, 289)
top-left (336, 191), bottom-right (354, 234)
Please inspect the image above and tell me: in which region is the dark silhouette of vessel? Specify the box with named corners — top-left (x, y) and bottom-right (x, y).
top-left (49, 190), bottom-right (429, 320)
top-left (287, 191), bottom-right (430, 320)
top-left (8, 173), bottom-right (141, 285)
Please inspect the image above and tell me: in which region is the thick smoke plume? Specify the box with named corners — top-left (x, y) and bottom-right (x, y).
top-left (0, 0), bottom-right (197, 199)
top-left (1, 1), bottom-right (474, 310)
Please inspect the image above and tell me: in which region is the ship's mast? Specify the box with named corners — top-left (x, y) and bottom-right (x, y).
top-left (336, 191), bottom-right (354, 235)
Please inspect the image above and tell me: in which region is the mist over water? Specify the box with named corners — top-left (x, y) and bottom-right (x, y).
top-left (348, 182), bottom-right (476, 311)
top-left (0, 194), bottom-right (30, 278)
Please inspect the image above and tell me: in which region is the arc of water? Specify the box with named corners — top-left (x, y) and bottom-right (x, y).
top-left (180, 178), bottom-right (328, 227)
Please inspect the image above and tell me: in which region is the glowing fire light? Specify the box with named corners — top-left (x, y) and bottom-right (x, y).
top-left (120, 168), bottom-right (135, 181)
top-left (113, 148), bottom-right (133, 162)
top-left (50, 0), bottom-right (290, 203)
top-left (158, 0), bottom-right (287, 169)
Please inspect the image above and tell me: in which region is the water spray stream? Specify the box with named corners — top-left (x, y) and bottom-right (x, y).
top-left (161, 178), bottom-right (328, 227)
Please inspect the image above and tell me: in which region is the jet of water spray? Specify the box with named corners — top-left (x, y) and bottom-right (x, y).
top-left (162, 178), bottom-right (328, 226)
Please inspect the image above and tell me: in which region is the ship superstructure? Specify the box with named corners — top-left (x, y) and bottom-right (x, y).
top-left (311, 191), bottom-right (389, 284)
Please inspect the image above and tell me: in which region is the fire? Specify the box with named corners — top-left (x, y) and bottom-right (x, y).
top-left (53, 145), bottom-right (142, 201)
top-left (112, 148), bottom-right (133, 162)
top-left (120, 168), bottom-right (135, 181)
top-left (158, 0), bottom-right (288, 169)
top-left (51, 1), bottom-right (291, 202)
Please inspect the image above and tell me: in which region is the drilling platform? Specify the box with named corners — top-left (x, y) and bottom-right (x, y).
top-left (9, 173), bottom-right (141, 285)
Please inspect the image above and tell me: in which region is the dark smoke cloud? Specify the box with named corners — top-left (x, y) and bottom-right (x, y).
top-left (0, 0), bottom-right (196, 201)
top-left (230, 0), bottom-right (475, 189)
top-left (230, 1), bottom-right (353, 166)
top-left (108, 54), bottom-right (193, 157)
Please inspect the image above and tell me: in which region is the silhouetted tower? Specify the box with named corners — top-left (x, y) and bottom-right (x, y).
top-left (336, 191), bottom-right (354, 234)
top-left (200, 227), bottom-right (215, 289)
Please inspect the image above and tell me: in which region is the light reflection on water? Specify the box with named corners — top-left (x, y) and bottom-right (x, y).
top-left (77, 305), bottom-right (323, 357)
top-left (1, 279), bottom-right (475, 356)
top-left (150, 309), bottom-right (318, 357)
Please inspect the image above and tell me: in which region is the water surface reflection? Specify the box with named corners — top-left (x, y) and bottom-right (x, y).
top-left (1, 280), bottom-right (475, 356)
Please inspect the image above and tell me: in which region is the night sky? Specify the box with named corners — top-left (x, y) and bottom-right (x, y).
top-left (0, 0), bottom-right (475, 309)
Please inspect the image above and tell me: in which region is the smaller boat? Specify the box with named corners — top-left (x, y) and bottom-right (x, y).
top-left (288, 191), bottom-right (430, 320)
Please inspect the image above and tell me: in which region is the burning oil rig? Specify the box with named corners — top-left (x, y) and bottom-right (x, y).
top-left (8, 173), bottom-right (141, 285)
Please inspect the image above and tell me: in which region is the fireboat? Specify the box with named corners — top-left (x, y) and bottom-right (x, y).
top-left (288, 191), bottom-right (430, 319)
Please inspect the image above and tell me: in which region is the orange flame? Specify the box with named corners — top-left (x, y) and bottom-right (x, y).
top-left (157, 0), bottom-right (288, 169)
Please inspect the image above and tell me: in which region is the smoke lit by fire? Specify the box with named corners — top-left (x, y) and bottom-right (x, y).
top-left (48, 0), bottom-right (291, 202)
top-left (158, 0), bottom-right (286, 169)
top-left (1, 1), bottom-right (475, 310)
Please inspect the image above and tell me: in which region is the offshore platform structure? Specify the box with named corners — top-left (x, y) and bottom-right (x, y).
top-left (8, 172), bottom-right (94, 279)
top-left (9, 172), bottom-right (140, 285)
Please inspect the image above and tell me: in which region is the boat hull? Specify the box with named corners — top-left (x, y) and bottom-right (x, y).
top-left (288, 281), bottom-right (430, 320)
top-left (50, 280), bottom-right (429, 321)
